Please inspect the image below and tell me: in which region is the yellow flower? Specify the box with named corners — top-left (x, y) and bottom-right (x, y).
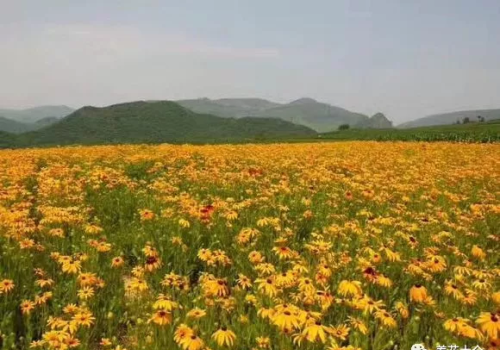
top-left (300, 320), bottom-right (329, 343)
top-left (179, 218), bottom-right (190, 228)
top-left (77, 286), bottom-right (95, 300)
top-left (180, 334), bottom-right (204, 350)
top-left (20, 300), bottom-right (36, 314)
top-left (148, 309), bottom-right (172, 326)
top-left (492, 291), bottom-right (500, 305)
top-left (471, 245), bottom-right (486, 260)
top-left (271, 308), bottom-right (301, 331)
top-left (72, 311), bottom-right (95, 327)
top-left (186, 308), bottom-right (206, 319)
top-left (61, 260), bottom-right (82, 274)
top-left (374, 310), bottom-right (397, 328)
top-left (476, 312), bottom-right (500, 339)
top-left (111, 256), bottom-right (124, 268)
top-left (256, 336), bottom-right (270, 348)
top-left (212, 327), bottom-right (236, 347)
top-left (348, 316), bottom-right (368, 335)
top-left (255, 277), bottom-right (278, 298)
top-left (153, 294), bottom-right (178, 311)
top-left (329, 324), bottom-right (350, 341)
top-left (0, 279), bottom-right (15, 294)
top-left (337, 280), bottom-right (362, 297)
top-left (409, 284), bottom-right (428, 303)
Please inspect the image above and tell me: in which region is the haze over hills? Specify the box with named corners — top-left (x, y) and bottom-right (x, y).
top-left (0, 116), bottom-right (33, 134)
top-left (0, 115), bottom-right (64, 134)
top-left (11, 101), bottom-right (316, 147)
top-left (177, 97), bottom-right (392, 132)
top-left (0, 105), bottom-right (75, 133)
top-left (0, 105), bottom-right (74, 124)
top-left (356, 113), bottom-right (393, 129)
top-left (177, 98), bottom-right (281, 118)
top-left (398, 109), bottom-right (500, 128)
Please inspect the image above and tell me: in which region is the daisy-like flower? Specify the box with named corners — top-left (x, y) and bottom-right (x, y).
top-left (300, 320), bottom-right (329, 343)
top-left (476, 312), bottom-right (500, 339)
top-left (212, 327), bottom-right (236, 347)
top-left (148, 309), bottom-right (172, 326)
top-left (0, 279), bottom-right (15, 294)
top-left (409, 284), bottom-right (428, 303)
top-left (337, 280), bottom-right (362, 297)
top-left (186, 308), bottom-right (206, 319)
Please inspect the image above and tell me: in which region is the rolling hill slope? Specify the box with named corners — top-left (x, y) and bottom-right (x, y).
top-left (14, 101), bottom-right (316, 147)
top-left (0, 115), bottom-right (62, 134)
top-left (0, 105), bottom-right (74, 124)
top-left (355, 113), bottom-right (393, 129)
top-left (0, 116), bottom-right (32, 134)
top-left (176, 98), bottom-right (280, 118)
top-left (178, 97), bottom-right (374, 132)
top-left (399, 109), bottom-right (500, 128)
top-left (251, 98), bottom-right (370, 132)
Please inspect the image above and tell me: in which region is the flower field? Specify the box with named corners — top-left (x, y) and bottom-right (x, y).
top-left (0, 142), bottom-right (499, 350)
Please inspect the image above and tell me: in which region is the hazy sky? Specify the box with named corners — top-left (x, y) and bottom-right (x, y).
top-left (1, 0), bottom-right (500, 123)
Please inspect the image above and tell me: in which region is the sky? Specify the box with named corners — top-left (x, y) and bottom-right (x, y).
top-left (1, 0), bottom-right (500, 124)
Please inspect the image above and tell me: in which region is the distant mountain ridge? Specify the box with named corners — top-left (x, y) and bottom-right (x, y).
top-left (10, 100), bottom-right (316, 148)
top-left (0, 105), bottom-right (74, 123)
top-left (177, 97), bottom-right (387, 132)
top-left (0, 105), bottom-right (74, 133)
top-left (356, 113), bottom-right (393, 129)
top-left (398, 109), bottom-right (500, 128)
top-left (176, 98), bottom-right (281, 119)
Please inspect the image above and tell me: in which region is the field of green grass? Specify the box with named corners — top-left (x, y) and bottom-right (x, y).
top-left (320, 121), bottom-right (500, 143)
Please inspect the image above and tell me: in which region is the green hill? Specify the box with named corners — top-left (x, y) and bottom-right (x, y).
top-left (0, 131), bottom-right (17, 148)
top-left (176, 98), bottom-right (280, 118)
top-left (0, 115), bottom-right (61, 134)
top-left (250, 98), bottom-right (370, 132)
top-left (0, 116), bottom-right (32, 134)
top-left (12, 101), bottom-right (316, 147)
top-left (177, 97), bottom-right (381, 132)
top-left (355, 112), bottom-right (393, 129)
top-left (399, 109), bottom-right (500, 128)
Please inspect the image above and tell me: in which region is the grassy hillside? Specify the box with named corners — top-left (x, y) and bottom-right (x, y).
top-left (0, 115), bottom-right (61, 134)
top-left (355, 112), bottom-right (393, 129)
top-left (0, 116), bottom-right (32, 134)
top-left (399, 108), bottom-right (500, 128)
top-left (0, 131), bottom-right (17, 148)
top-left (321, 119), bottom-right (500, 142)
top-left (176, 98), bottom-right (280, 118)
top-left (0, 105), bottom-right (74, 124)
top-left (12, 101), bottom-right (316, 147)
top-left (177, 97), bottom-right (379, 132)
top-left (251, 98), bottom-right (370, 132)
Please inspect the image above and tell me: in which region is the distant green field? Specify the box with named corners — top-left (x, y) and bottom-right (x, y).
top-left (319, 121), bottom-right (500, 142)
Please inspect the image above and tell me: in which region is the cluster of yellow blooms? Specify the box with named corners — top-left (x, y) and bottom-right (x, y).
top-left (0, 142), bottom-right (499, 350)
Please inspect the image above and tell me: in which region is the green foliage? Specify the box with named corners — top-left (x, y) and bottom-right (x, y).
top-left (321, 121), bottom-right (500, 142)
top-left (338, 124), bottom-right (350, 130)
top-left (399, 108), bottom-right (500, 128)
top-left (0, 131), bottom-right (17, 148)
